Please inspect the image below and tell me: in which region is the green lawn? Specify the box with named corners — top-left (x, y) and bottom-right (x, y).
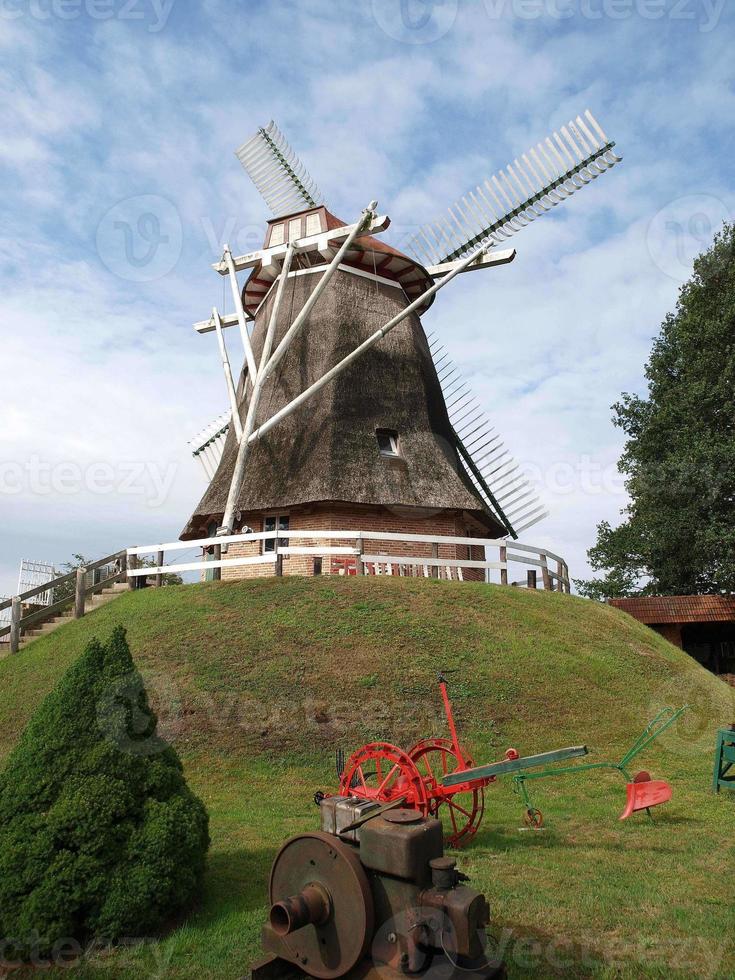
top-left (1, 578), bottom-right (733, 978)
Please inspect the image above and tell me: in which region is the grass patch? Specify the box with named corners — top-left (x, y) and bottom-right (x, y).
top-left (1, 577), bottom-right (734, 977)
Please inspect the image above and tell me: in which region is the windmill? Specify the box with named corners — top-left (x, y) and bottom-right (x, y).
top-left (182, 113), bottom-right (622, 575)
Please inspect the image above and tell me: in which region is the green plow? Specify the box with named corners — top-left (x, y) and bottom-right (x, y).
top-left (511, 706), bottom-right (688, 827)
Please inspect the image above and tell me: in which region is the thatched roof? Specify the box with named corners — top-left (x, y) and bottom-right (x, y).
top-left (181, 267), bottom-right (504, 539)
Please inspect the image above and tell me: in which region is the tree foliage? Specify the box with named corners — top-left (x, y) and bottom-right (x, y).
top-left (577, 223), bottom-right (735, 599)
top-left (0, 626), bottom-right (209, 959)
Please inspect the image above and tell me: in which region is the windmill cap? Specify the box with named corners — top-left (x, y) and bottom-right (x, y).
top-left (242, 206), bottom-right (435, 318)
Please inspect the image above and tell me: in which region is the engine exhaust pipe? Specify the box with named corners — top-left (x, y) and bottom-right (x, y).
top-left (269, 883), bottom-right (332, 936)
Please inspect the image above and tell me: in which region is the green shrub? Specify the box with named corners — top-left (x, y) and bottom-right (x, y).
top-left (0, 626), bottom-right (209, 959)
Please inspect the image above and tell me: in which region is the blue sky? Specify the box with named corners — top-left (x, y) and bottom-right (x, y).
top-left (1, 0), bottom-right (734, 597)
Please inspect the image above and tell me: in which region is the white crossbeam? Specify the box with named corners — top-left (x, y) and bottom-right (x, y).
top-left (263, 203), bottom-right (378, 380)
top-left (211, 213), bottom-right (391, 275)
top-left (218, 203), bottom-right (379, 536)
top-left (212, 307), bottom-right (243, 441)
top-left (194, 311), bottom-right (243, 335)
top-left (425, 248), bottom-right (516, 278)
top-left (223, 244), bottom-right (258, 384)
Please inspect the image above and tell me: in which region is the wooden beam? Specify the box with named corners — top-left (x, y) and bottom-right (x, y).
top-left (425, 247), bottom-right (516, 278)
top-left (74, 567), bottom-right (86, 619)
top-left (10, 597), bottom-right (21, 654)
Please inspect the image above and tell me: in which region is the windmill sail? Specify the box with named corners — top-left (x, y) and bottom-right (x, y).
top-left (189, 411), bottom-right (231, 481)
top-left (405, 110), bottom-right (621, 266)
top-left (235, 120), bottom-right (325, 217)
top-left (427, 333), bottom-right (547, 537)
top-left (17, 560), bottom-right (58, 607)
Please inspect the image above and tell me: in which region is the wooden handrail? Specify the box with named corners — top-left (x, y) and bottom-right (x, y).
top-left (4, 550), bottom-right (126, 655)
top-left (85, 551), bottom-right (126, 573)
top-left (16, 570), bottom-right (76, 605)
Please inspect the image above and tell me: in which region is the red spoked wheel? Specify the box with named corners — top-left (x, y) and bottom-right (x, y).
top-left (408, 737), bottom-right (485, 848)
top-left (338, 742), bottom-right (429, 813)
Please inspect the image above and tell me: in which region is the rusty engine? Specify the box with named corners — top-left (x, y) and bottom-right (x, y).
top-left (252, 797), bottom-right (503, 980)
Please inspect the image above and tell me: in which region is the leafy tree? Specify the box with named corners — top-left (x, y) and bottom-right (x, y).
top-left (47, 553), bottom-right (90, 604)
top-left (48, 554), bottom-right (182, 607)
top-left (577, 223), bottom-right (735, 599)
top-left (0, 626), bottom-right (209, 960)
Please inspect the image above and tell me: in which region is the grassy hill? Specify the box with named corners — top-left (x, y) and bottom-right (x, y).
top-left (1, 577), bottom-right (733, 978)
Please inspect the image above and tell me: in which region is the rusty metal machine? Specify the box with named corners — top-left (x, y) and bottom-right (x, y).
top-left (329, 677), bottom-right (682, 839)
top-left (251, 797), bottom-right (504, 980)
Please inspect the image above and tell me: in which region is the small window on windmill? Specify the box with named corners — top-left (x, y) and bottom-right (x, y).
top-left (376, 429), bottom-right (400, 458)
top-left (288, 218), bottom-right (302, 242)
top-left (305, 212), bottom-right (322, 236)
top-left (263, 514), bottom-right (290, 553)
top-left (269, 223), bottom-right (285, 247)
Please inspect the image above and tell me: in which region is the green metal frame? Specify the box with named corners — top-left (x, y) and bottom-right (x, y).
top-left (512, 706), bottom-right (688, 814)
top-left (713, 727), bottom-right (735, 794)
top-left (441, 744), bottom-right (588, 788)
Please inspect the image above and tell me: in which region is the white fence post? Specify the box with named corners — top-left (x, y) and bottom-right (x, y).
top-left (125, 530), bottom-right (569, 590)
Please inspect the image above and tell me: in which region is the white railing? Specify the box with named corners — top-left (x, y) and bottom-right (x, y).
top-left (127, 530), bottom-right (571, 592)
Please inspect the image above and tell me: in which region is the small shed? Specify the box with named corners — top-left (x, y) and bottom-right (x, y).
top-left (610, 595), bottom-right (735, 677)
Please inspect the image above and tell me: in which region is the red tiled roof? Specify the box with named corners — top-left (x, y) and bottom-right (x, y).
top-left (610, 595), bottom-right (735, 625)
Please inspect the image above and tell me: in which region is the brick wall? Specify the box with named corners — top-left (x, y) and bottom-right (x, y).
top-left (653, 623), bottom-right (684, 648)
top-left (213, 503), bottom-right (493, 582)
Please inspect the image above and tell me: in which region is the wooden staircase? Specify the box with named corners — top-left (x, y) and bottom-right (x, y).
top-left (0, 550), bottom-right (129, 656)
top-left (17, 582), bottom-right (129, 651)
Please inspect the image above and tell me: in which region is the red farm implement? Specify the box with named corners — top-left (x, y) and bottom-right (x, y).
top-left (331, 676), bottom-right (684, 846)
top-left (334, 675), bottom-right (587, 846)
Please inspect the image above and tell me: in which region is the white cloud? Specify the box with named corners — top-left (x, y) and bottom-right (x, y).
top-left (2, 1), bottom-right (734, 595)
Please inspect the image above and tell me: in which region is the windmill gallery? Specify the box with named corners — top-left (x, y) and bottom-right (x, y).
top-left (176, 112), bottom-right (622, 585)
